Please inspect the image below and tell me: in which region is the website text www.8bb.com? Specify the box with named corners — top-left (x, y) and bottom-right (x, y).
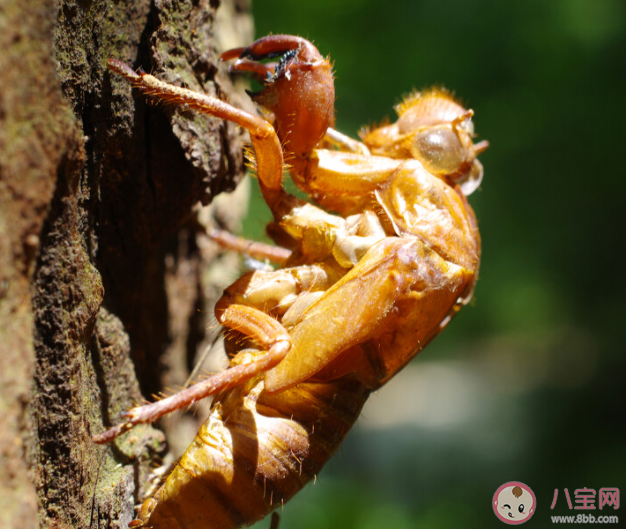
top-left (551, 514), bottom-right (619, 524)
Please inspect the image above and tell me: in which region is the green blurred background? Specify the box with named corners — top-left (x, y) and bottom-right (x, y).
top-left (240, 0), bottom-right (626, 527)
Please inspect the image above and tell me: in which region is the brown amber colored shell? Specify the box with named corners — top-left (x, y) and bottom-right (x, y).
top-left (134, 378), bottom-right (369, 529)
top-left (103, 34), bottom-right (486, 529)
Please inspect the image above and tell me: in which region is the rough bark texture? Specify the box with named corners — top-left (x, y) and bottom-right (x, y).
top-left (0, 0), bottom-right (253, 527)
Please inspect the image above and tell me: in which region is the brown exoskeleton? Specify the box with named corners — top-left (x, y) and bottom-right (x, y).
top-left (97, 34), bottom-right (487, 529)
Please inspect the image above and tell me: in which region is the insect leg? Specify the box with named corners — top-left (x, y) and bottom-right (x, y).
top-left (208, 228), bottom-right (291, 265)
top-left (223, 35), bottom-right (319, 62)
top-left (224, 57), bottom-right (278, 83)
top-left (270, 512), bottom-right (281, 529)
top-left (217, 303), bottom-right (291, 354)
top-left (107, 59), bottom-right (287, 210)
top-left (93, 306), bottom-right (291, 444)
top-left (220, 35), bottom-right (335, 158)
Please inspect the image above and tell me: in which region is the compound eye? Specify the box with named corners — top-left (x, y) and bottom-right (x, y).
top-left (410, 126), bottom-right (465, 176)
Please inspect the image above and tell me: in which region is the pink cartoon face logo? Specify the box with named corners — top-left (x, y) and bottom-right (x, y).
top-left (493, 482), bottom-right (536, 524)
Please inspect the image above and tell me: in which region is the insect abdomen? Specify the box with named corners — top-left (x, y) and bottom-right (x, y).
top-left (134, 377), bottom-right (370, 529)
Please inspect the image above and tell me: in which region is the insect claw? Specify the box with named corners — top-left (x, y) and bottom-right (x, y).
top-left (236, 46), bottom-right (254, 60)
top-left (92, 422), bottom-right (133, 444)
top-left (222, 35), bottom-right (334, 157)
top-left (219, 46), bottom-right (246, 62)
top-left (106, 58), bottom-right (141, 81)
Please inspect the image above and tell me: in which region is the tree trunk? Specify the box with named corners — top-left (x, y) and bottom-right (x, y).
top-left (0, 0), bottom-right (253, 527)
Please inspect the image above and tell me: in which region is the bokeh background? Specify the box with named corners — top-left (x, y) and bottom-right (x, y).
top-left (239, 0), bottom-right (625, 527)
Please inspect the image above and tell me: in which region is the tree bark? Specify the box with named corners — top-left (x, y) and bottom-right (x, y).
top-left (0, 0), bottom-right (253, 527)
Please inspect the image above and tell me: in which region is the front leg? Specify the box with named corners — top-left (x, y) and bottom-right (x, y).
top-left (221, 35), bottom-right (335, 158)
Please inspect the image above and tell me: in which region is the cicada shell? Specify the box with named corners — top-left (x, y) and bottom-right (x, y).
top-left (99, 34), bottom-right (487, 529)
